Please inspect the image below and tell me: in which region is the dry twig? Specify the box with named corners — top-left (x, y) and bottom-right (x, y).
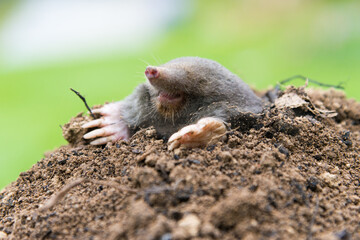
top-left (70, 88), bottom-right (95, 118)
top-left (279, 75), bottom-right (345, 89)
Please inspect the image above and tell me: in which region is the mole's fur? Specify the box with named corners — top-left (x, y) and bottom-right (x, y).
top-left (83, 57), bottom-right (263, 147)
top-left (119, 57), bottom-right (262, 138)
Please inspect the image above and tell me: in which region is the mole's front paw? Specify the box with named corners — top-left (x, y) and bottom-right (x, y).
top-left (82, 102), bottom-right (130, 145)
top-left (168, 117), bottom-right (226, 150)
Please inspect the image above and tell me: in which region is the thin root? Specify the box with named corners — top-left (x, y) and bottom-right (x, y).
top-left (70, 88), bottom-right (95, 118)
top-left (38, 178), bottom-right (136, 212)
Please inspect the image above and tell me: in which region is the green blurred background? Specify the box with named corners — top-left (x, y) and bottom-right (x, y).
top-left (0, 0), bottom-right (359, 189)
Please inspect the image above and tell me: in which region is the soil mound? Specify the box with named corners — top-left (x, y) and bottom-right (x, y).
top-left (1, 86), bottom-right (359, 240)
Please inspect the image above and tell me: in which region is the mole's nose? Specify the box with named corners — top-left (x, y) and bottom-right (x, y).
top-left (145, 66), bottom-right (159, 79)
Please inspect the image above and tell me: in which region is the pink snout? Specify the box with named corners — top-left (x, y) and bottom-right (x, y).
top-left (145, 66), bottom-right (159, 80)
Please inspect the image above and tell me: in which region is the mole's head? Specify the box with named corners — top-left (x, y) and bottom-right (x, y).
top-left (145, 57), bottom-right (232, 118)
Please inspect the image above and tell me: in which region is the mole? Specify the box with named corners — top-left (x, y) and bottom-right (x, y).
top-left (82, 57), bottom-right (263, 150)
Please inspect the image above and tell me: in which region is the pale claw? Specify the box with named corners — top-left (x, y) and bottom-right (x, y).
top-left (88, 122), bottom-right (129, 145)
top-left (90, 135), bottom-right (118, 145)
top-left (82, 119), bottom-right (105, 129)
top-left (91, 108), bottom-right (104, 114)
top-left (168, 117), bottom-right (226, 150)
top-left (82, 101), bottom-right (130, 145)
top-left (83, 126), bottom-right (116, 139)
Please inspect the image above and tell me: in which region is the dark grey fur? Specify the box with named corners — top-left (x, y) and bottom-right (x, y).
top-left (120, 57), bottom-right (263, 138)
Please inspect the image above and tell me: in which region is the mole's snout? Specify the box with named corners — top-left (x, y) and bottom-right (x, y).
top-left (145, 66), bottom-right (159, 80)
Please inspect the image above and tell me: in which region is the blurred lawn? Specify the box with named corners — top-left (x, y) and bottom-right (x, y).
top-left (1, 0), bottom-right (359, 189)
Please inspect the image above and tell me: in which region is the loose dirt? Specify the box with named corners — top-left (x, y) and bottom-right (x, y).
top-left (0, 86), bottom-right (359, 240)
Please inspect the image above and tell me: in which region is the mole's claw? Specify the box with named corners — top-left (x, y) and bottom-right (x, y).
top-left (82, 101), bottom-right (130, 145)
top-left (82, 119), bottom-right (104, 129)
top-left (83, 127), bottom-right (114, 139)
top-left (168, 117), bottom-right (226, 150)
top-left (90, 136), bottom-right (117, 145)
top-left (168, 139), bottom-right (181, 151)
top-left (91, 108), bottom-right (105, 114)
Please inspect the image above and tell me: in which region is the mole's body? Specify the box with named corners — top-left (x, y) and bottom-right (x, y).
top-left (82, 57), bottom-right (263, 149)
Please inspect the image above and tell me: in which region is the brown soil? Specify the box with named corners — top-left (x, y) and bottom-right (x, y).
top-left (0, 86), bottom-right (359, 240)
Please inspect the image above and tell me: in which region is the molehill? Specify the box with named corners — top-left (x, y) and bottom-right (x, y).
top-left (0, 86), bottom-right (359, 240)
